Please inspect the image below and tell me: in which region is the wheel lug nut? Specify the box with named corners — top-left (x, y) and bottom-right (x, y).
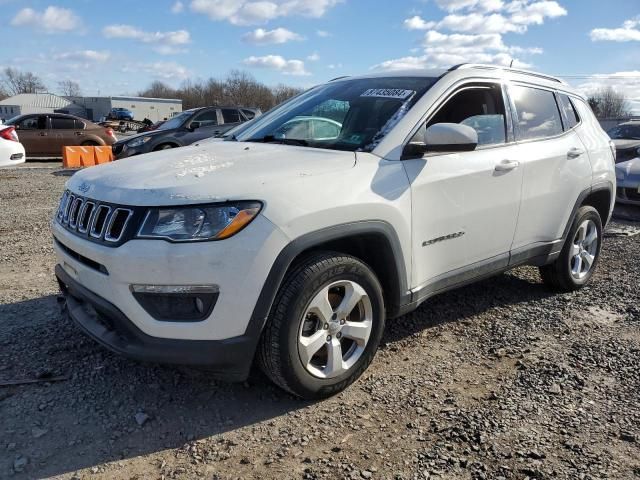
top-left (323, 323), bottom-right (329, 330)
top-left (331, 313), bottom-right (337, 320)
top-left (326, 335), bottom-right (331, 342)
top-left (336, 332), bottom-right (342, 339)
top-left (340, 319), bottom-right (345, 325)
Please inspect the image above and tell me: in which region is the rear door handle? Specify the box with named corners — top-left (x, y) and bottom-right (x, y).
top-left (495, 160), bottom-right (520, 172)
top-left (567, 147), bottom-right (585, 159)
top-left (39, 132), bottom-right (47, 136)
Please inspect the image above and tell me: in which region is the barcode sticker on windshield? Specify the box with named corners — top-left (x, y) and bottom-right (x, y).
top-left (360, 88), bottom-right (414, 99)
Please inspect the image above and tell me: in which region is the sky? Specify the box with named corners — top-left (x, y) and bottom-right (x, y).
top-left (1, 0), bottom-right (639, 112)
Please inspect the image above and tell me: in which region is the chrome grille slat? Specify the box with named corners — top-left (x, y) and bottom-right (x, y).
top-left (104, 208), bottom-right (134, 242)
top-left (90, 205), bottom-right (112, 239)
top-left (68, 197), bottom-right (84, 229)
top-left (62, 194), bottom-right (75, 224)
top-left (77, 202), bottom-right (95, 234)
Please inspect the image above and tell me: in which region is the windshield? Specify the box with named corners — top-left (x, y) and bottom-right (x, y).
top-left (231, 77), bottom-right (437, 152)
top-left (608, 125), bottom-right (640, 140)
top-left (157, 111), bottom-right (192, 131)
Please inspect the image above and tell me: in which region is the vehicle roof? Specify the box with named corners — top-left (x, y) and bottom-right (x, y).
top-left (332, 63), bottom-right (584, 99)
top-left (618, 121), bottom-right (640, 126)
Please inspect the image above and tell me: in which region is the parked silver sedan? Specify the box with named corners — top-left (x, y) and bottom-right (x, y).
top-left (609, 122), bottom-right (640, 206)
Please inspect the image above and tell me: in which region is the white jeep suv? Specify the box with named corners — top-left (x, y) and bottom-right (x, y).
top-left (53, 64), bottom-right (616, 399)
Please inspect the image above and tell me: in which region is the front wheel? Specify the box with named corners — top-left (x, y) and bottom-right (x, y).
top-left (258, 252), bottom-right (385, 399)
top-left (539, 206), bottom-right (603, 291)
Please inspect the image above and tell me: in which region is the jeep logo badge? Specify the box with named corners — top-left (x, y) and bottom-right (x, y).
top-left (78, 182), bottom-right (91, 194)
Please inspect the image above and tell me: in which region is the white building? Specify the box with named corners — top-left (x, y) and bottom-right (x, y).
top-left (0, 93), bottom-right (85, 120)
top-left (0, 93), bottom-right (182, 122)
top-left (65, 95), bottom-right (182, 122)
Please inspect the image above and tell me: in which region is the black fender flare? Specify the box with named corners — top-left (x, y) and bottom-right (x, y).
top-left (243, 221), bottom-right (409, 343)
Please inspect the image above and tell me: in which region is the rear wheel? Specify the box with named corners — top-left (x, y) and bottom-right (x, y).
top-left (539, 206), bottom-right (602, 291)
top-left (258, 252), bottom-right (385, 399)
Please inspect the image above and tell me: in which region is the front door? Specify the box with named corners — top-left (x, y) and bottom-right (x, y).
top-left (15, 115), bottom-right (48, 156)
top-left (403, 82), bottom-right (523, 292)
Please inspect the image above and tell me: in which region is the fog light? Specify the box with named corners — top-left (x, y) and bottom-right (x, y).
top-left (130, 284), bottom-right (219, 322)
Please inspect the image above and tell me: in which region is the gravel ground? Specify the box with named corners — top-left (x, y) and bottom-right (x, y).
top-left (0, 166), bottom-right (639, 480)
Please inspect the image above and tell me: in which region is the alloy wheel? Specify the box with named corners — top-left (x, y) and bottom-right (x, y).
top-left (297, 280), bottom-right (373, 379)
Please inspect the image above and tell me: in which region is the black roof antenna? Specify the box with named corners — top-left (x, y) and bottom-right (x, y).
top-left (509, 59), bottom-right (514, 68)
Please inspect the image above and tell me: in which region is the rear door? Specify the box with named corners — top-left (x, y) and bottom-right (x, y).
top-left (49, 115), bottom-right (81, 154)
top-left (508, 84), bottom-right (592, 252)
top-left (15, 115), bottom-right (48, 156)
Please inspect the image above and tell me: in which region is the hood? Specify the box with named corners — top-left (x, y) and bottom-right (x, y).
top-left (616, 157), bottom-right (640, 180)
top-left (612, 139), bottom-right (640, 150)
top-left (67, 141), bottom-right (356, 206)
top-left (114, 128), bottom-right (176, 145)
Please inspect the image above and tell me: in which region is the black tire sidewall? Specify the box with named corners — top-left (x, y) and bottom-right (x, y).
top-left (561, 206), bottom-right (603, 287)
top-left (278, 256), bottom-right (385, 398)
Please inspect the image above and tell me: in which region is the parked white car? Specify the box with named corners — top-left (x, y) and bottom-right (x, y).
top-left (52, 64), bottom-right (616, 399)
top-left (0, 126), bottom-right (25, 167)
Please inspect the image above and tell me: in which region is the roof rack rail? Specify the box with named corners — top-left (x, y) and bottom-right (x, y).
top-left (448, 64), bottom-right (565, 84)
top-left (328, 76), bottom-right (350, 82)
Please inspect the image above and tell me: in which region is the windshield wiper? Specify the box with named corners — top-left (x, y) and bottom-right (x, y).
top-left (247, 135), bottom-right (309, 146)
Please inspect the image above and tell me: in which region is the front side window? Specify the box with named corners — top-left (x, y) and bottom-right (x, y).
top-left (50, 117), bottom-right (76, 129)
top-left (232, 77), bottom-right (437, 152)
top-left (192, 109), bottom-right (218, 127)
top-left (157, 111), bottom-right (191, 130)
top-left (558, 94), bottom-right (580, 130)
top-left (510, 85), bottom-right (563, 141)
top-left (426, 84), bottom-right (507, 146)
top-left (15, 115), bottom-right (47, 130)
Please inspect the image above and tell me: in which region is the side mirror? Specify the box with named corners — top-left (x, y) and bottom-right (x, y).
top-left (190, 121), bottom-right (201, 131)
top-left (425, 123), bottom-right (478, 152)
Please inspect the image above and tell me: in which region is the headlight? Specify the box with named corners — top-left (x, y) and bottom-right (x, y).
top-left (127, 136), bottom-right (152, 148)
top-left (137, 202), bottom-right (262, 242)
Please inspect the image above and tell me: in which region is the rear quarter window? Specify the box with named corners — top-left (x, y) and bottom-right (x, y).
top-left (558, 94), bottom-right (580, 130)
top-left (510, 85), bottom-right (563, 141)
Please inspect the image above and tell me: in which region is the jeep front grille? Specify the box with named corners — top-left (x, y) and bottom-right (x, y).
top-left (55, 190), bottom-right (136, 247)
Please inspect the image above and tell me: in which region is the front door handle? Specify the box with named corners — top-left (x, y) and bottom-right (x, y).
top-left (39, 132), bottom-right (47, 136)
top-left (567, 147), bottom-right (585, 159)
top-left (495, 160), bottom-right (520, 172)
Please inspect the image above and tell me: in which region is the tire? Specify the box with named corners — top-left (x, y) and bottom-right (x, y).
top-left (81, 141), bottom-right (99, 147)
top-left (539, 206), bottom-right (603, 292)
top-left (258, 252), bottom-right (385, 399)
top-left (154, 144), bottom-right (176, 151)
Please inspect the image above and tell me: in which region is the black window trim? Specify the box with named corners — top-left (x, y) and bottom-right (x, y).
top-left (50, 115), bottom-right (77, 130)
top-left (402, 78), bottom-right (516, 156)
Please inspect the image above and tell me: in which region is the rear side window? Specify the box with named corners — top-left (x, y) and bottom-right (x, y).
top-left (221, 109), bottom-right (241, 124)
top-left (510, 85), bottom-right (563, 141)
top-left (50, 117), bottom-right (75, 129)
top-left (558, 94), bottom-right (580, 130)
top-left (74, 119), bottom-right (86, 129)
top-left (242, 109), bottom-right (256, 120)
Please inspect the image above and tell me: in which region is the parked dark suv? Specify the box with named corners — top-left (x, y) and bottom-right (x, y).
top-left (112, 106), bottom-right (261, 159)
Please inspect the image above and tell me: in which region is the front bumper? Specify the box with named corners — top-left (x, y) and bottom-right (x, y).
top-left (615, 159), bottom-right (640, 206)
top-left (56, 264), bottom-right (254, 380)
top-left (112, 142), bottom-right (145, 159)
